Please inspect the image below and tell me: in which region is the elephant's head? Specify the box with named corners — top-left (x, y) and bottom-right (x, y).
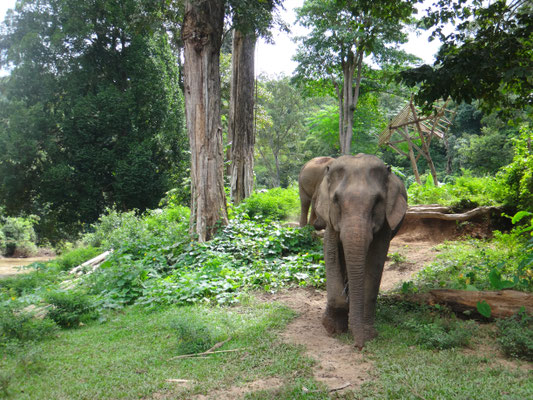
top-left (314, 154), bottom-right (407, 237)
top-left (314, 154), bottom-right (407, 347)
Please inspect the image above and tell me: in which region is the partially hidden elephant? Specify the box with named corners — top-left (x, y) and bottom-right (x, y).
top-left (312, 154), bottom-right (407, 348)
top-left (298, 156), bottom-right (335, 227)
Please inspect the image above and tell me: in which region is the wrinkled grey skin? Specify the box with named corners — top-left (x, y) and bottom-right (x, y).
top-left (313, 154), bottom-right (407, 348)
top-left (298, 157), bottom-right (335, 227)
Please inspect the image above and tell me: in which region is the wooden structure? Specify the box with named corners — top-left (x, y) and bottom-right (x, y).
top-left (379, 97), bottom-right (455, 185)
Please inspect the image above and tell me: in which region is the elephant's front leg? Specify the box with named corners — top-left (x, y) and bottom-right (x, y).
top-left (322, 226), bottom-right (348, 335)
top-left (363, 227), bottom-right (391, 341)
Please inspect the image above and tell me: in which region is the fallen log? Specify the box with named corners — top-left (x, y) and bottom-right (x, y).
top-left (406, 206), bottom-right (499, 222)
top-left (390, 289), bottom-right (532, 319)
top-left (70, 250), bottom-right (112, 276)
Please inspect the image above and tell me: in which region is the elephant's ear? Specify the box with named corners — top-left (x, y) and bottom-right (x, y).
top-left (386, 173), bottom-right (408, 235)
top-left (314, 173), bottom-right (330, 230)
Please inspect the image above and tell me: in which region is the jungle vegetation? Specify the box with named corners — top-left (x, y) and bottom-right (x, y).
top-left (0, 1), bottom-right (532, 397)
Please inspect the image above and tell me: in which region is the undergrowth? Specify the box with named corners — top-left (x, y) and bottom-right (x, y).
top-left (405, 230), bottom-right (532, 293)
top-left (496, 309), bottom-right (533, 361)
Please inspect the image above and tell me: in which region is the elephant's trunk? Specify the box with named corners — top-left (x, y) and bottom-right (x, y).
top-left (340, 218), bottom-right (372, 348)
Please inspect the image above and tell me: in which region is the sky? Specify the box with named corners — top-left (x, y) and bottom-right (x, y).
top-left (0, 0), bottom-right (442, 77)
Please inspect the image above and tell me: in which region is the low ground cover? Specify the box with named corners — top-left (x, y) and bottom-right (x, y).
top-left (0, 187), bottom-right (531, 398)
top-left (1, 294), bottom-right (531, 399)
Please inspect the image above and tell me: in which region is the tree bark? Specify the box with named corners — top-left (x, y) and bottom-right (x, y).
top-left (228, 29), bottom-right (256, 205)
top-left (182, 0), bottom-right (228, 242)
top-left (340, 50), bottom-right (363, 155)
top-left (406, 205), bottom-right (499, 221)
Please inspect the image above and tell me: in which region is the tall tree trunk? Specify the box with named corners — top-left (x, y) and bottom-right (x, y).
top-left (340, 50), bottom-right (363, 155)
top-left (274, 152), bottom-right (281, 187)
top-left (228, 29), bottom-right (256, 205)
top-left (182, 0), bottom-right (228, 242)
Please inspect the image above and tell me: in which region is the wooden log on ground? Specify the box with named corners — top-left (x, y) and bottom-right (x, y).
top-left (428, 289), bottom-right (532, 318)
top-left (70, 250), bottom-right (112, 276)
top-left (391, 289), bottom-right (532, 318)
top-left (406, 206), bottom-right (499, 222)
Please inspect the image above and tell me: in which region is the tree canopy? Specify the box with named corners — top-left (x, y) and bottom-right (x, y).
top-left (294, 0), bottom-right (420, 154)
top-left (400, 0), bottom-right (533, 114)
top-left (0, 0), bottom-right (186, 239)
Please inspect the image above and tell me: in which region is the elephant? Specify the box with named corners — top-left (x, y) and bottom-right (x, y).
top-left (313, 154), bottom-right (407, 348)
top-left (298, 156), bottom-right (335, 227)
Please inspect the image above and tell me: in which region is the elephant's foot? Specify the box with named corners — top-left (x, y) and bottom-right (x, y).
top-left (349, 325), bottom-right (378, 349)
top-left (322, 307), bottom-right (348, 335)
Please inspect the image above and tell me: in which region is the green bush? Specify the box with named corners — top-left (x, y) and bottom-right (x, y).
top-left (83, 205), bottom-right (189, 250)
top-left (54, 246), bottom-right (102, 271)
top-left (407, 171), bottom-right (505, 209)
top-left (137, 215), bottom-right (323, 307)
top-left (0, 216), bottom-right (38, 257)
top-left (496, 309), bottom-right (533, 361)
top-left (235, 186), bottom-right (300, 221)
top-left (411, 230), bottom-right (531, 292)
top-left (45, 291), bottom-right (99, 328)
top-left (499, 126), bottom-right (533, 212)
top-left (0, 307), bottom-right (57, 345)
top-left (0, 230), bottom-right (6, 255)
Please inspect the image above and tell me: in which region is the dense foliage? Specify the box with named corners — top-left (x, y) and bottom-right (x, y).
top-left (0, 0), bottom-right (187, 241)
top-left (1, 188), bottom-right (323, 312)
top-left (400, 0), bottom-right (533, 114)
top-left (0, 215), bottom-right (38, 257)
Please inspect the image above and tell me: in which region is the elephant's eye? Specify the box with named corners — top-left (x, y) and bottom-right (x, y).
top-left (333, 192), bottom-right (340, 203)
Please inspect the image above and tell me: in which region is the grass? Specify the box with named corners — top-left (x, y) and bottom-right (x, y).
top-left (352, 301), bottom-right (533, 400)
top-left (0, 299), bottom-right (321, 399)
top-left (1, 295), bottom-right (531, 399)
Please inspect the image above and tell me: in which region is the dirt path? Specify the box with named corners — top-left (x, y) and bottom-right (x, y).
top-left (265, 235), bottom-right (440, 393)
top-left (0, 257), bottom-right (55, 279)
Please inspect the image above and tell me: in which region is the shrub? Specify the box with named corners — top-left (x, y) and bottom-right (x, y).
top-left (0, 216), bottom-right (38, 257)
top-left (0, 307), bottom-right (57, 345)
top-left (54, 246), bottom-right (102, 271)
top-left (496, 309), bottom-right (533, 361)
top-left (0, 230), bottom-right (6, 255)
top-left (45, 291), bottom-right (99, 328)
top-left (407, 171), bottom-right (505, 209)
top-left (82, 205), bottom-right (189, 250)
top-left (235, 186), bottom-right (300, 221)
top-left (499, 126), bottom-right (533, 212)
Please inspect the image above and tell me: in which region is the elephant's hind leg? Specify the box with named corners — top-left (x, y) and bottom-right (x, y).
top-left (299, 190), bottom-right (311, 227)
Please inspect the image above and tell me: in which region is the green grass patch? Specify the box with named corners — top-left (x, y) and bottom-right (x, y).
top-left (407, 231), bottom-right (532, 293)
top-left (349, 300), bottom-right (533, 399)
top-left (0, 300), bottom-right (320, 399)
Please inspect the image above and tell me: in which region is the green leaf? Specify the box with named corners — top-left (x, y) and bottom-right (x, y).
top-left (476, 300), bottom-right (491, 318)
top-left (511, 211), bottom-right (533, 224)
top-left (488, 269), bottom-right (502, 289)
